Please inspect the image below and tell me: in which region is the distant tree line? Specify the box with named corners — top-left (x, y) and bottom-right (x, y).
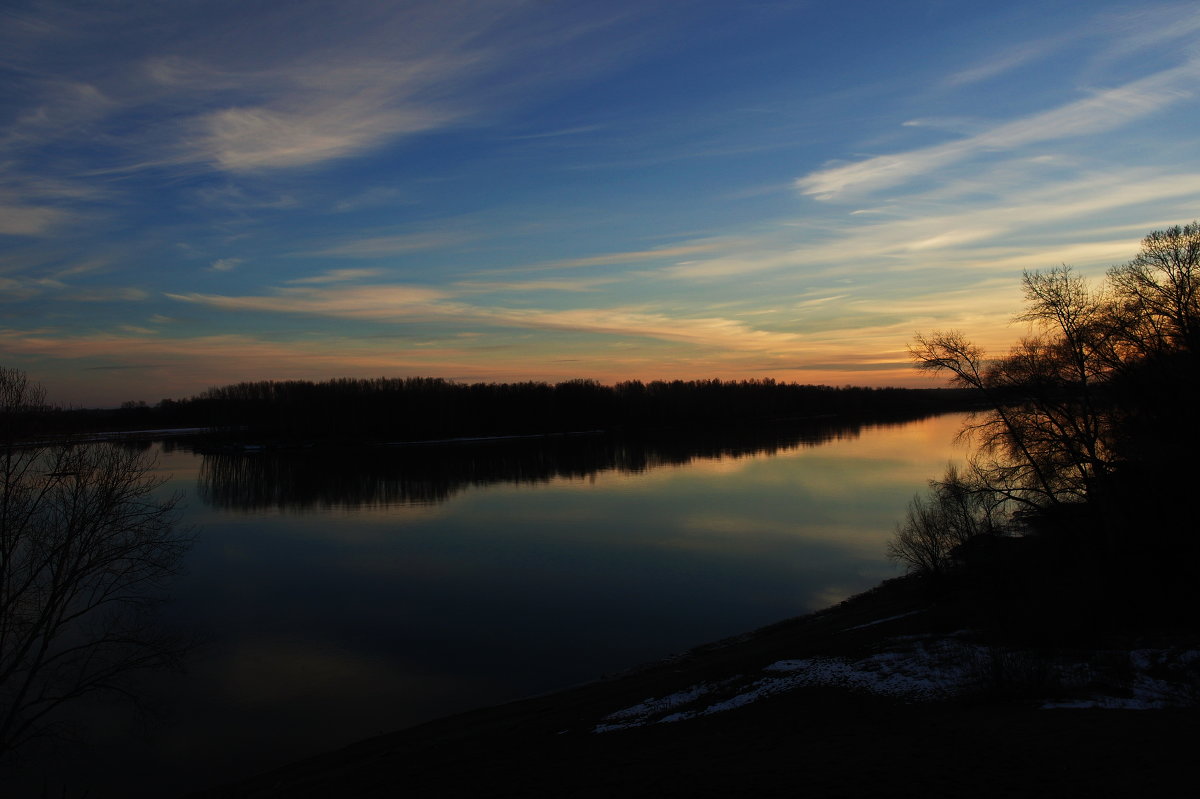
top-left (56, 379), bottom-right (978, 443)
top-left (890, 222), bottom-right (1200, 632)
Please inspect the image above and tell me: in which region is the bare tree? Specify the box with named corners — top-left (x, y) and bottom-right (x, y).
top-left (909, 329), bottom-right (1069, 509)
top-left (0, 367), bottom-right (189, 756)
top-left (888, 465), bottom-right (1007, 577)
top-left (1108, 222), bottom-right (1200, 353)
top-left (906, 223), bottom-right (1200, 551)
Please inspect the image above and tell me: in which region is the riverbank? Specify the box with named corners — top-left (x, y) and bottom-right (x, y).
top-left (194, 576), bottom-right (1197, 797)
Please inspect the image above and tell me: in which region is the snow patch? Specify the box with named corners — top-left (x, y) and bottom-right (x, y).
top-left (593, 634), bottom-right (1200, 732)
top-left (594, 684), bottom-right (718, 732)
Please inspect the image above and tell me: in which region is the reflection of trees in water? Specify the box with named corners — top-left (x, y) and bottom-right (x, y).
top-left (197, 415), bottom-right (928, 511)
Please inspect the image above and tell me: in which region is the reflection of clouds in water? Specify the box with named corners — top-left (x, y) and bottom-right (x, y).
top-left (674, 515), bottom-right (892, 558)
top-left (779, 457), bottom-right (933, 498)
top-left (676, 513), bottom-right (804, 541)
top-left (623, 415), bottom-right (969, 495)
top-left (836, 414), bottom-right (971, 460)
top-left (801, 522), bottom-right (901, 557)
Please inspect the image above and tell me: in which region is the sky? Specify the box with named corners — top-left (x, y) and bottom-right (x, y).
top-left (2, 0), bottom-right (1199, 407)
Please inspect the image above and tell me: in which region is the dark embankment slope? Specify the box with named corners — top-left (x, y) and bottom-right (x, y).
top-left (193, 577), bottom-right (1196, 798)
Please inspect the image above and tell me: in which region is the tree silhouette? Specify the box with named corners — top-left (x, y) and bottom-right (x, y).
top-left (0, 367), bottom-right (189, 756)
top-left (887, 465), bottom-right (1008, 578)
top-left (896, 222), bottom-right (1200, 592)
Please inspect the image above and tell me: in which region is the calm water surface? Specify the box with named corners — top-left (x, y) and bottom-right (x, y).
top-left (16, 413), bottom-right (969, 795)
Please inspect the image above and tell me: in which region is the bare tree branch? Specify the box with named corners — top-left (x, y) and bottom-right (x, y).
top-left (1, 368), bottom-right (190, 757)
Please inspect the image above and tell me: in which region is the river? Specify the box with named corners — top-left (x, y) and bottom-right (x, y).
top-left (9, 412), bottom-right (969, 796)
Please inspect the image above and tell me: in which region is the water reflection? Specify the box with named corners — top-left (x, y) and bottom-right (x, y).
top-left (11, 413), bottom-right (971, 798)
top-left (196, 416), bottom-right (924, 511)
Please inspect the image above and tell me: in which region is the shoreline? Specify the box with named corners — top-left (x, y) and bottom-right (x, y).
top-left (193, 576), bottom-right (1197, 797)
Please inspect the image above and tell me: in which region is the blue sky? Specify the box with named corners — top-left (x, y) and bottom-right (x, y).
top-left (3, 1), bottom-right (1199, 406)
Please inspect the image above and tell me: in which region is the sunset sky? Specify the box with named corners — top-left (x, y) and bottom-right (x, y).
top-left (3, 1), bottom-right (1199, 406)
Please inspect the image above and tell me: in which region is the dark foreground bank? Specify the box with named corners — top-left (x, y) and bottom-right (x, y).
top-left (193, 577), bottom-right (1197, 798)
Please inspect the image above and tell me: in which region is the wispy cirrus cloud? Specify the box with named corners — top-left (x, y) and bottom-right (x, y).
top-left (210, 257), bottom-right (242, 272)
top-left (0, 330), bottom-right (485, 397)
top-left (0, 329), bottom-right (380, 363)
top-left (52, 258), bottom-right (113, 279)
top-left (474, 306), bottom-right (801, 352)
top-left (299, 232), bottom-right (468, 258)
top-left (332, 186), bottom-right (407, 213)
top-left (797, 60), bottom-right (1200, 201)
top-left (0, 275), bottom-right (154, 303)
top-left (0, 202), bottom-right (71, 236)
top-left (1, 0), bottom-right (660, 186)
top-left (454, 277), bottom-right (615, 293)
top-left (1090, 5), bottom-right (1200, 64)
top-left (672, 169), bottom-right (1200, 281)
top-left (61, 9), bottom-right (502, 175)
top-left (63, 287), bottom-right (150, 302)
top-left (0, 276), bottom-right (60, 301)
top-left (476, 242), bottom-right (731, 275)
top-left (0, 79), bottom-right (115, 151)
top-left (0, 174), bottom-right (107, 236)
top-left (943, 40), bottom-right (1060, 88)
top-left (192, 87), bottom-right (459, 173)
top-left (166, 283), bottom-right (801, 353)
top-left (286, 269), bottom-right (386, 284)
top-left (167, 285), bottom-right (449, 317)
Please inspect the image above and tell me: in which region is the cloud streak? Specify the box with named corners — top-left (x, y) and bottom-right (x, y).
top-left (797, 60), bottom-right (1200, 200)
top-left (943, 40), bottom-right (1060, 87)
top-left (0, 202), bottom-right (70, 236)
top-left (166, 283), bottom-right (802, 354)
top-left (299, 232), bottom-right (469, 258)
top-left (474, 242), bottom-right (731, 275)
top-left (454, 277), bottom-right (616, 293)
top-left (192, 83), bottom-right (460, 172)
top-left (671, 169), bottom-right (1200, 280)
top-left (287, 269), bottom-right (386, 284)
top-left (167, 285), bottom-right (450, 317)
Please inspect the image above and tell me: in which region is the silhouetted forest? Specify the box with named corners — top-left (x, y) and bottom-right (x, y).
top-left (20, 380), bottom-right (978, 442)
top-left (76, 378), bottom-right (976, 443)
